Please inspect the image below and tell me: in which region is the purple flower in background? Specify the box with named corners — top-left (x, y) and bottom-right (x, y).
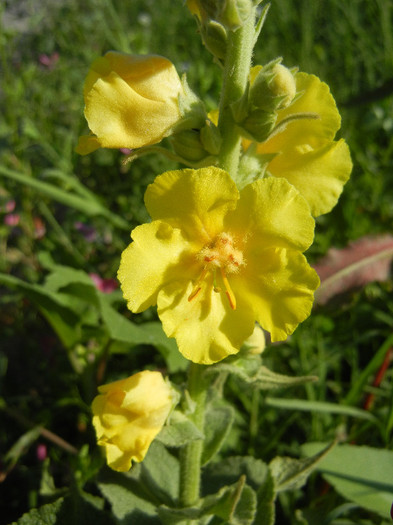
top-left (74, 221), bottom-right (97, 242)
top-left (36, 444), bottom-right (47, 462)
top-left (4, 213), bottom-right (20, 226)
top-left (90, 273), bottom-right (118, 293)
top-left (39, 52), bottom-right (59, 70)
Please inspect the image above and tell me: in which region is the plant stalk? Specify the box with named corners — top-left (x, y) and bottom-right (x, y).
top-left (218, 10), bottom-right (257, 179)
top-left (179, 363), bottom-right (207, 508)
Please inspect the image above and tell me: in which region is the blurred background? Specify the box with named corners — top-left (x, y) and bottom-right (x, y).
top-left (1, 1), bottom-right (392, 523)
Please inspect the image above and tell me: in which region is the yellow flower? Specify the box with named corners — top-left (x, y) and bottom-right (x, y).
top-left (118, 167), bottom-right (319, 365)
top-left (76, 52), bottom-right (183, 155)
top-left (249, 72), bottom-right (352, 216)
top-left (92, 370), bottom-right (173, 472)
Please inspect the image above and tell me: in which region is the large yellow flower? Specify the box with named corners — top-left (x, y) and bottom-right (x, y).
top-left (76, 52), bottom-right (183, 155)
top-left (251, 72), bottom-right (352, 216)
top-left (92, 370), bottom-right (173, 472)
top-left (118, 167), bottom-right (319, 364)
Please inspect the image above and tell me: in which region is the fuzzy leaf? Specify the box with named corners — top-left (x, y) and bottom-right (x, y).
top-left (159, 476), bottom-right (257, 525)
top-left (202, 402), bottom-right (234, 465)
top-left (314, 234), bottom-right (393, 305)
top-left (12, 493), bottom-right (116, 525)
top-left (270, 442), bottom-right (335, 493)
top-left (157, 411), bottom-right (204, 447)
top-left (301, 443), bottom-right (393, 520)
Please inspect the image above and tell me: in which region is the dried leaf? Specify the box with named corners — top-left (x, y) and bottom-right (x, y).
top-left (314, 235), bottom-right (393, 305)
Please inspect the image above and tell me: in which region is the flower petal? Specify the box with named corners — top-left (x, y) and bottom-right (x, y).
top-left (157, 275), bottom-right (255, 364)
top-left (238, 247), bottom-right (320, 341)
top-left (268, 139), bottom-right (352, 216)
top-left (262, 73), bottom-right (341, 154)
top-left (145, 167), bottom-right (239, 242)
top-left (74, 134), bottom-right (101, 155)
top-left (228, 177), bottom-right (315, 252)
top-left (84, 71), bottom-right (178, 149)
top-left (118, 221), bottom-right (192, 313)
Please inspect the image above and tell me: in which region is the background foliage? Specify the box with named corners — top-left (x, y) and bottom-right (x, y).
top-left (1, 0), bottom-right (392, 523)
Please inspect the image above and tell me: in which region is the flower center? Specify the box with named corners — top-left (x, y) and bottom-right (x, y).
top-left (188, 232), bottom-right (245, 310)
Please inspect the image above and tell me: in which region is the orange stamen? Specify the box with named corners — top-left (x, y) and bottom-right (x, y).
top-left (188, 267), bottom-right (209, 302)
top-left (220, 267), bottom-right (236, 310)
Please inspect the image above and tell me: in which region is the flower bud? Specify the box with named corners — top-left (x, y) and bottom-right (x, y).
top-left (242, 324), bottom-right (266, 355)
top-left (187, 0), bottom-right (253, 30)
top-left (202, 20), bottom-right (227, 60)
top-left (170, 130), bottom-right (208, 162)
top-left (250, 63), bottom-right (297, 112)
top-left (239, 108), bottom-right (277, 142)
top-left (218, 0), bottom-right (254, 30)
top-left (92, 370), bottom-right (174, 471)
top-left (200, 119), bottom-right (222, 155)
top-left (76, 52), bottom-right (183, 155)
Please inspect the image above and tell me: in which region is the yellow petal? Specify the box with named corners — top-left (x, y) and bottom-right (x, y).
top-left (262, 73), bottom-right (341, 154)
top-left (228, 177), bottom-right (315, 252)
top-left (238, 247), bottom-right (320, 341)
top-left (85, 72), bottom-right (176, 148)
top-left (74, 134), bottom-right (101, 155)
top-left (145, 167), bottom-right (240, 242)
top-left (268, 139), bottom-right (352, 216)
top-left (157, 275), bottom-right (255, 364)
top-left (118, 221), bottom-right (192, 313)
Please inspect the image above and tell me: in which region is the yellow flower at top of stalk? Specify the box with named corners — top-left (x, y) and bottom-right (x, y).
top-left (245, 70), bottom-right (353, 217)
top-left (76, 52), bottom-right (183, 155)
top-left (118, 167), bottom-right (320, 365)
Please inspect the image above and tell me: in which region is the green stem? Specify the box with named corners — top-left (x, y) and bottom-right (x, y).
top-left (179, 363), bottom-right (207, 508)
top-left (218, 10), bottom-right (257, 178)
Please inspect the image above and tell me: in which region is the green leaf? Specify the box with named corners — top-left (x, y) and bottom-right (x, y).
top-left (301, 442), bottom-right (393, 519)
top-left (270, 442), bottom-right (335, 493)
top-left (265, 398), bottom-right (378, 423)
top-left (203, 456), bottom-right (269, 493)
top-left (254, 468), bottom-right (275, 525)
top-left (12, 493), bottom-right (116, 525)
top-left (157, 410), bottom-right (204, 447)
top-left (98, 466), bottom-right (160, 523)
top-left (141, 442), bottom-right (180, 505)
top-left (206, 358), bottom-right (317, 390)
top-left (202, 401), bottom-right (235, 465)
top-left (0, 273), bottom-right (81, 347)
top-left (0, 165), bottom-right (128, 229)
top-left (4, 427), bottom-right (41, 470)
top-left (159, 476), bottom-right (257, 525)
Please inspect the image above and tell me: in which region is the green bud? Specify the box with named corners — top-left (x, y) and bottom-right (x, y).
top-left (219, 0), bottom-right (254, 30)
top-left (242, 324), bottom-right (266, 355)
top-left (200, 120), bottom-right (222, 155)
top-left (170, 130), bottom-right (208, 162)
top-left (239, 108), bottom-right (277, 142)
top-left (202, 20), bottom-right (227, 60)
top-left (250, 63), bottom-right (297, 112)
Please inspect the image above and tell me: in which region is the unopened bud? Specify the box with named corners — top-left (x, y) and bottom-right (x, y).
top-left (200, 120), bottom-right (222, 155)
top-left (250, 63), bottom-right (297, 111)
top-left (239, 108), bottom-right (277, 142)
top-left (243, 324), bottom-right (266, 355)
top-left (203, 20), bottom-right (227, 60)
top-left (170, 130), bottom-right (208, 162)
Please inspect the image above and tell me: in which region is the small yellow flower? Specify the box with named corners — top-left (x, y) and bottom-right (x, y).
top-left (92, 370), bottom-right (173, 472)
top-left (249, 72), bottom-right (352, 216)
top-left (118, 167), bottom-right (319, 365)
top-left (76, 52), bottom-right (183, 155)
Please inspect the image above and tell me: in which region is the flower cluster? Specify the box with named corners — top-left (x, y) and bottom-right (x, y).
top-left (79, 5), bottom-right (352, 471)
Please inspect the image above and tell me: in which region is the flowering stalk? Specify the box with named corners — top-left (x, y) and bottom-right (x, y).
top-left (180, 7), bottom-right (257, 509)
top-left (179, 363), bottom-right (207, 508)
top-left (217, 8), bottom-right (256, 179)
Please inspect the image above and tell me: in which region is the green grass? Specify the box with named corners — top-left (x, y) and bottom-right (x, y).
top-left (1, 1), bottom-right (393, 523)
